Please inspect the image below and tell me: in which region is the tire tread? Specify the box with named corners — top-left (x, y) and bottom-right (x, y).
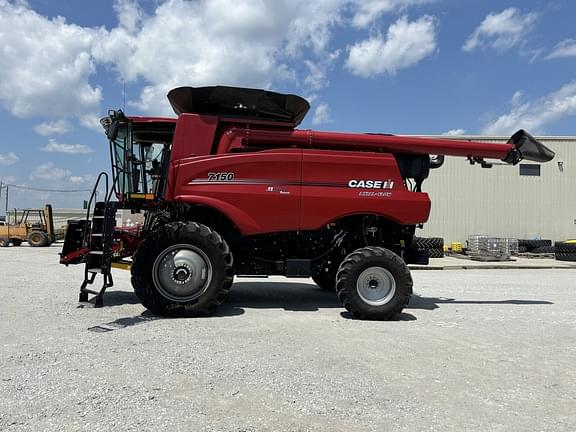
top-left (336, 247), bottom-right (412, 320)
top-left (131, 222), bottom-right (233, 317)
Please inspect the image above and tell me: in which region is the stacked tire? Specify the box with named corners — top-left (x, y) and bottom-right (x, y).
top-left (518, 239), bottom-right (553, 254)
top-left (555, 241), bottom-right (576, 262)
top-left (413, 237), bottom-right (444, 258)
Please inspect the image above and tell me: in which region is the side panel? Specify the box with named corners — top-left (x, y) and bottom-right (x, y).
top-left (172, 149), bottom-right (302, 234)
top-left (171, 114), bottom-right (219, 159)
top-left (300, 150), bottom-right (431, 229)
top-left (165, 114), bottom-right (219, 201)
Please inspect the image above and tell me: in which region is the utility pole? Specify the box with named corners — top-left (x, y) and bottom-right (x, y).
top-left (4, 184), bottom-right (8, 239)
top-left (5, 185), bottom-right (8, 221)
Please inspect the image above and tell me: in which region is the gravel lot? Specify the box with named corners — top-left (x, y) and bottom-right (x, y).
top-left (1, 244), bottom-right (575, 431)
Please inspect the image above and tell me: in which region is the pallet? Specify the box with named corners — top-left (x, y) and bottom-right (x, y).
top-left (516, 252), bottom-right (555, 259)
top-left (468, 254), bottom-right (515, 262)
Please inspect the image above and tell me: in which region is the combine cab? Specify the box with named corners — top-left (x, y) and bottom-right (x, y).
top-left (60, 86), bottom-right (554, 319)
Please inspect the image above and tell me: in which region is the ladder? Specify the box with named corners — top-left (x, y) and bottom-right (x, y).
top-left (78, 173), bottom-right (117, 307)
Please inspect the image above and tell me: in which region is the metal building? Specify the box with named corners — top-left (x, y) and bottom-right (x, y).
top-left (418, 135), bottom-right (575, 244)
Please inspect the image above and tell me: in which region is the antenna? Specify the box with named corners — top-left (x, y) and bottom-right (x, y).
top-left (123, 79), bottom-right (126, 110)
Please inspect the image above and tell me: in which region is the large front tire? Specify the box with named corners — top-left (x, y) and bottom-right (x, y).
top-left (131, 222), bottom-right (234, 317)
top-left (28, 231), bottom-right (48, 247)
top-left (336, 247), bottom-right (412, 320)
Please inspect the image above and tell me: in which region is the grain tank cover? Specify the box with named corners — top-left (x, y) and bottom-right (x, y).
top-left (167, 86), bottom-right (310, 126)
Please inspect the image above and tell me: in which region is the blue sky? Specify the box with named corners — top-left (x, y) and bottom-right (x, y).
top-left (0, 0), bottom-right (575, 209)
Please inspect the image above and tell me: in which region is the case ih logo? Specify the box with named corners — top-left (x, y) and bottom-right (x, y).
top-left (348, 179), bottom-right (395, 189)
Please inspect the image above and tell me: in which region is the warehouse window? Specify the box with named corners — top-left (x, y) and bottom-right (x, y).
top-left (519, 164), bottom-right (541, 176)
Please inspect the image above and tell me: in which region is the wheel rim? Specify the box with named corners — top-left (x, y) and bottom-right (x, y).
top-left (152, 244), bottom-right (213, 302)
top-left (356, 266), bottom-right (396, 306)
top-left (30, 233), bottom-right (41, 243)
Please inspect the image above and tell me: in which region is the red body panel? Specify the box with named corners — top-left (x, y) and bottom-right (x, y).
top-left (170, 146), bottom-right (431, 235)
top-left (301, 150), bottom-right (430, 229)
top-left (136, 113), bottom-right (524, 236)
top-left (172, 149), bottom-right (302, 234)
top-left (171, 114), bottom-right (219, 160)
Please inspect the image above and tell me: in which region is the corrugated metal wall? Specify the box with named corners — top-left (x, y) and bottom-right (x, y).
top-left (418, 136), bottom-right (575, 244)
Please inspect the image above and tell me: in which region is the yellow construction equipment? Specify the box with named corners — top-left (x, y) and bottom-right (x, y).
top-left (0, 204), bottom-right (55, 247)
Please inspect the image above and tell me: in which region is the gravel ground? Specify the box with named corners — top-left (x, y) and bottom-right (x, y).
top-left (1, 244), bottom-right (575, 431)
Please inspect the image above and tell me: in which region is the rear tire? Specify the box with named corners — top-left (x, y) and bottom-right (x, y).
top-left (427, 248), bottom-right (444, 258)
top-left (554, 242), bottom-right (576, 261)
top-left (519, 239), bottom-right (552, 252)
top-left (28, 231), bottom-right (48, 247)
top-left (414, 237), bottom-right (444, 249)
top-left (131, 222), bottom-right (234, 317)
top-left (555, 241), bottom-right (576, 254)
top-left (336, 247), bottom-right (412, 320)
top-left (312, 269), bottom-right (336, 291)
top-left (0, 238), bottom-right (9, 247)
top-left (531, 246), bottom-right (555, 254)
top-left (556, 253), bottom-right (576, 262)
top-left (311, 255), bottom-right (342, 291)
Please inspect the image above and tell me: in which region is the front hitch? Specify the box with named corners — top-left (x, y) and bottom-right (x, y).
top-left (503, 130), bottom-right (555, 164)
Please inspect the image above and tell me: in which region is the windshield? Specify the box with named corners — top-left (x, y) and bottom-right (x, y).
top-left (110, 122), bottom-right (131, 197)
top-left (109, 121), bottom-right (173, 201)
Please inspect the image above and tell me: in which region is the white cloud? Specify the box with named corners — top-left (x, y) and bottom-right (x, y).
top-left (0, 0), bottom-right (444, 122)
top-left (346, 15), bottom-right (437, 78)
top-left (351, 0), bottom-right (433, 28)
top-left (546, 39), bottom-right (576, 59)
top-left (30, 162), bottom-right (72, 181)
top-left (41, 139), bottom-right (93, 154)
top-left (0, 152), bottom-right (19, 165)
top-left (78, 114), bottom-right (104, 132)
top-left (442, 129), bottom-right (467, 136)
top-left (463, 8), bottom-right (538, 53)
top-left (312, 103), bottom-right (332, 125)
top-left (303, 50), bottom-right (340, 91)
top-left (92, 0), bottom-right (350, 114)
top-left (113, 0), bottom-right (145, 34)
top-left (0, 0), bottom-right (103, 120)
top-left (69, 174), bottom-right (95, 184)
top-left (34, 120), bottom-right (73, 136)
top-left (1, 175), bottom-right (17, 184)
top-left (482, 81), bottom-right (576, 135)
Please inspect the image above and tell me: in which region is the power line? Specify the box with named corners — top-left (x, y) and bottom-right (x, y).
top-left (4, 184), bottom-right (92, 193)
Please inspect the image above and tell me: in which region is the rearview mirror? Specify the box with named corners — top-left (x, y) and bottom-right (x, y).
top-left (107, 120), bottom-right (119, 141)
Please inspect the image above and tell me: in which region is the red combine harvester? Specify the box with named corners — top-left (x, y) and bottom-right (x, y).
top-left (60, 86), bottom-right (554, 319)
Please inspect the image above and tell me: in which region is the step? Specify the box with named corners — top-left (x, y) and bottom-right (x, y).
top-left (87, 268), bottom-right (102, 274)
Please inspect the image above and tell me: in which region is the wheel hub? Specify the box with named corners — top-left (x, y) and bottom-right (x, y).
top-left (173, 266), bottom-right (192, 284)
top-left (152, 244), bottom-right (213, 302)
top-left (356, 267), bottom-right (396, 306)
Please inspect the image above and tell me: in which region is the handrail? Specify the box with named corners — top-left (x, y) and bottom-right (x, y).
top-left (83, 172), bottom-right (109, 246)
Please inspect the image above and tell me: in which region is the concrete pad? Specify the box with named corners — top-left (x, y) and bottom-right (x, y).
top-left (411, 255), bottom-right (576, 270)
